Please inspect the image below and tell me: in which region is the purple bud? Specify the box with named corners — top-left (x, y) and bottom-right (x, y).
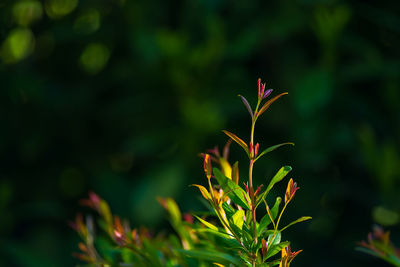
top-left (262, 89), bottom-right (273, 99)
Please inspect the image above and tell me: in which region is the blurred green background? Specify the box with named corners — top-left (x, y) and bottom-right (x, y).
top-left (1, 0), bottom-right (400, 266)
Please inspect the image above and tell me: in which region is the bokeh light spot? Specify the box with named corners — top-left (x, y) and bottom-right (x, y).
top-left (13, 0), bottom-right (43, 26)
top-left (79, 43), bottom-right (110, 74)
top-left (372, 206), bottom-right (399, 226)
top-left (74, 8), bottom-right (101, 34)
top-left (45, 0), bottom-right (78, 19)
top-left (1, 28), bottom-right (35, 64)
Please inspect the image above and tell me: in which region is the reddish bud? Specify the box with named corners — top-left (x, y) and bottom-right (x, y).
top-left (183, 213), bottom-right (194, 224)
top-left (255, 143), bottom-right (259, 156)
top-left (285, 178), bottom-right (299, 203)
top-left (258, 78), bottom-right (262, 97)
top-left (262, 239), bottom-right (267, 258)
top-left (249, 142), bottom-right (254, 158)
top-left (254, 184), bottom-right (263, 197)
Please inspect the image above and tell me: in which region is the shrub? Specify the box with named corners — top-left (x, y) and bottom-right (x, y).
top-left (71, 78), bottom-right (311, 266)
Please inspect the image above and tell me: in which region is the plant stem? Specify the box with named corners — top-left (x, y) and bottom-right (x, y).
top-left (249, 100), bottom-right (261, 248)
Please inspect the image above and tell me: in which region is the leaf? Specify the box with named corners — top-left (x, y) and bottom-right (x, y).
top-left (222, 130), bottom-right (249, 156)
top-left (222, 202), bottom-right (235, 220)
top-left (257, 92), bottom-right (288, 117)
top-left (258, 197), bottom-right (282, 235)
top-left (280, 216), bottom-right (312, 231)
top-left (267, 231), bottom-right (281, 247)
top-left (256, 166), bottom-right (292, 208)
top-left (230, 210), bottom-right (245, 230)
top-left (255, 143), bottom-right (294, 162)
top-left (177, 249), bottom-right (242, 266)
top-left (231, 161), bottom-right (239, 185)
top-left (191, 184), bottom-right (211, 200)
top-left (239, 95), bottom-right (253, 118)
top-left (214, 168), bottom-right (251, 210)
top-left (264, 241), bottom-right (290, 261)
top-left (194, 215), bottom-right (218, 231)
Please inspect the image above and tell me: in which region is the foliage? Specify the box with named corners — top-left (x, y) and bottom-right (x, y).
top-left (72, 79), bottom-right (311, 266)
top-left (357, 226), bottom-right (400, 267)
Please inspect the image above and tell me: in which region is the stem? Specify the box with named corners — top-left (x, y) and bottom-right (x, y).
top-left (249, 100), bottom-right (261, 248)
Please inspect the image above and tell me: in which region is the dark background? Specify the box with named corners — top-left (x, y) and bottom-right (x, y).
top-left (1, 0), bottom-right (400, 266)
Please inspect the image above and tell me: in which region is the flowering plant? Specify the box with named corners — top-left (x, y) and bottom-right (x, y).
top-left (71, 78), bottom-right (311, 266)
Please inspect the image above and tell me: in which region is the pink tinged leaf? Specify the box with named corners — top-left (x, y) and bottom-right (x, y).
top-left (239, 95), bottom-right (253, 118)
top-left (244, 182), bottom-right (249, 194)
top-left (223, 139), bottom-right (232, 160)
top-left (263, 89), bottom-right (273, 99)
top-left (257, 92), bottom-right (288, 117)
top-left (258, 78), bottom-right (262, 97)
top-left (222, 130), bottom-right (249, 156)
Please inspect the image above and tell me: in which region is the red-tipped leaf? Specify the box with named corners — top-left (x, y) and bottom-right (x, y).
top-left (222, 130), bottom-right (249, 156)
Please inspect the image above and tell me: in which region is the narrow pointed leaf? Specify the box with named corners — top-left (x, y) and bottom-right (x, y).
top-left (256, 166), bottom-right (292, 208)
top-left (258, 197), bottom-right (282, 235)
top-left (222, 130), bottom-right (249, 156)
top-left (177, 249), bottom-right (242, 266)
top-left (231, 161), bottom-right (239, 185)
top-left (255, 143), bottom-right (294, 162)
top-left (194, 215), bottom-right (219, 231)
top-left (191, 184), bottom-right (211, 200)
top-left (257, 92), bottom-right (288, 117)
top-left (214, 168), bottom-right (250, 210)
top-left (239, 95), bottom-right (253, 118)
top-left (280, 216), bottom-right (312, 231)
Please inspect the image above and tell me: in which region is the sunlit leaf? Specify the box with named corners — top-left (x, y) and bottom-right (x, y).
top-left (231, 161), bottom-right (239, 184)
top-left (222, 130), bottom-right (249, 156)
top-left (194, 215), bottom-right (218, 231)
top-left (258, 197), bottom-right (281, 235)
top-left (257, 92), bottom-right (288, 117)
top-left (213, 168), bottom-right (250, 210)
top-left (230, 210), bottom-right (245, 230)
top-left (255, 143), bottom-right (294, 162)
top-left (191, 184), bottom-right (211, 200)
top-left (256, 166), bottom-right (292, 208)
top-left (280, 216), bottom-right (312, 231)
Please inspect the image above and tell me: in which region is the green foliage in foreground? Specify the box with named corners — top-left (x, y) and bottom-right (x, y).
top-left (71, 79), bottom-right (311, 266)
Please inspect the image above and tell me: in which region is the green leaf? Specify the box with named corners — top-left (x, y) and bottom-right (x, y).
top-left (214, 168), bottom-right (251, 210)
top-left (256, 166), bottom-right (292, 208)
top-left (267, 232), bottom-right (281, 247)
top-left (258, 197), bottom-right (282, 235)
top-left (194, 215), bottom-right (218, 231)
top-left (222, 202), bottom-right (235, 220)
top-left (230, 210), bottom-right (245, 230)
top-left (264, 241), bottom-right (290, 261)
top-left (222, 130), bottom-right (249, 156)
top-left (177, 249), bottom-right (242, 266)
top-left (255, 143), bottom-right (294, 162)
top-left (280, 216), bottom-right (312, 231)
